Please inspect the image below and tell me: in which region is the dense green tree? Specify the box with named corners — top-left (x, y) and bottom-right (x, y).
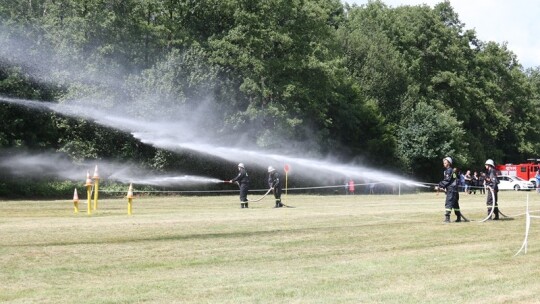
top-left (206, 0), bottom-right (352, 152)
top-left (0, 66), bottom-right (60, 149)
top-left (469, 42), bottom-right (540, 163)
top-left (338, 1), bottom-right (407, 125)
top-left (397, 101), bottom-right (466, 177)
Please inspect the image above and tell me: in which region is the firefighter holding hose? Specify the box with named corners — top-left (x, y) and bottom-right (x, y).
top-left (268, 166), bottom-right (283, 208)
top-left (230, 163), bottom-right (250, 208)
top-left (484, 159), bottom-right (500, 220)
top-left (435, 156), bottom-right (463, 223)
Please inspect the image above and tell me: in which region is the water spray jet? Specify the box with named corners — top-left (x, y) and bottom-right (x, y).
top-left (0, 96), bottom-right (426, 190)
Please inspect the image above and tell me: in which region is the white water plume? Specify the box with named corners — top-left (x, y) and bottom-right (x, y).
top-left (0, 150), bottom-right (224, 186)
top-left (125, 176), bottom-right (224, 186)
top-left (0, 96), bottom-right (425, 187)
top-left (0, 151), bottom-right (84, 180)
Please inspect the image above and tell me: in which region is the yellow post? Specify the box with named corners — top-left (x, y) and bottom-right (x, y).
top-left (84, 171), bottom-right (93, 215)
top-left (127, 183), bottom-right (134, 215)
top-left (73, 188), bottom-right (79, 213)
top-left (92, 165), bottom-right (99, 210)
top-left (86, 185), bottom-right (92, 215)
top-left (285, 171), bottom-right (288, 196)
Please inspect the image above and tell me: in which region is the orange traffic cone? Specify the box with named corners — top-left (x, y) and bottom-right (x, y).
top-left (73, 188), bottom-right (79, 213)
top-left (127, 183), bottom-right (134, 199)
top-left (73, 188), bottom-right (79, 201)
top-left (92, 165), bottom-right (99, 179)
top-left (84, 171), bottom-right (93, 186)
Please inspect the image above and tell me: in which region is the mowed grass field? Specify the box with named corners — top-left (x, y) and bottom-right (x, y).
top-left (1, 191), bottom-right (540, 303)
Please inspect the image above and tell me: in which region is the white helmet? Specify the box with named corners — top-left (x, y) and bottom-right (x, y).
top-left (485, 159), bottom-right (495, 167)
top-left (268, 166), bottom-right (275, 173)
top-left (443, 156), bottom-right (452, 165)
top-left (238, 163), bottom-right (245, 169)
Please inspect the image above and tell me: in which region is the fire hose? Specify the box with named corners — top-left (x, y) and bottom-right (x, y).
top-left (248, 188), bottom-right (294, 207)
top-left (433, 183), bottom-right (513, 222)
top-left (247, 188), bottom-right (273, 202)
top-left (224, 180), bottom-right (295, 207)
top-left (479, 186), bottom-right (509, 222)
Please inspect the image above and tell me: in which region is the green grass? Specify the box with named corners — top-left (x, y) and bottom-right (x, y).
top-left (1, 191), bottom-right (540, 303)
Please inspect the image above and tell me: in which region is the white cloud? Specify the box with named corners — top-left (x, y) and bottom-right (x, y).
top-left (345, 0), bottom-right (540, 68)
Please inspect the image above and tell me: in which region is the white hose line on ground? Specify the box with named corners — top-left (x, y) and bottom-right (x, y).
top-left (515, 194), bottom-right (532, 256)
top-left (514, 211), bottom-right (531, 256)
top-left (514, 193), bottom-right (540, 256)
top-left (479, 186), bottom-right (496, 223)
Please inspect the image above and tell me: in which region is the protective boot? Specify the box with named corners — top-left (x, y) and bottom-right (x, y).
top-left (444, 211), bottom-right (451, 223)
top-left (274, 201), bottom-right (280, 208)
top-left (454, 211), bottom-right (462, 222)
top-left (277, 199), bottom-right (283, 208)
top-left (493, 207), bottom-right (499, 220)
top-left (241, 203), bottom-right (245, 208)
top-left (245, 202), bottom-right (249, 208)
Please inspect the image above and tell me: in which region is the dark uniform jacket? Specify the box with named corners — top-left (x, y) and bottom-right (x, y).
top-left (268, 171), bottom-right (280, 190)
top-left (232, 168), bottom-right (249, 185)
top-left (438, 167), bottom-right (458, 192)
top-left (485, 167), bottom-right (499, 190)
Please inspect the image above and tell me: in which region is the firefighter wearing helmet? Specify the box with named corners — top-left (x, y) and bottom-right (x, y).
top-left (230, 163), bottom-right (250, 208)
top-left (436, 156), bottom-right (463, 223)
top-left (484, 159), bottom-right (500, 220)
top-left (268, 166), bottom-right (283, 208)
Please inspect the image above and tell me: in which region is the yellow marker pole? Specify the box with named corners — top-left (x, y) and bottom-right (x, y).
top-left (284, 164), bottom-right (290, 196)
top-left (285, 171), bottom-right (288, 196)
top-left (73, 188), bottom-right (79, 214)
top-left (92, 165), bottom-right (99, 210)
top-left (127, 183), bottom-right (134, 216)
top-left (84, 171), bottom-right (93, 215)
top-left (86, 185), bottom-right (92, 215)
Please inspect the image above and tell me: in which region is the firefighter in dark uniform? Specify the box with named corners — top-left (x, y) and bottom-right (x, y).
top-left (230, 163), bottom-right (250, 208)
top-left (268, 166), bottom-right (283, 208)
top-left (484, 159), bottom-right (499, 220)
top-left (436, 156), bottom-right (463, 222)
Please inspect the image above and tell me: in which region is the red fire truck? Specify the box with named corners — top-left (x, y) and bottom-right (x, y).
top-left (495, 159), bottom-right (540, 186)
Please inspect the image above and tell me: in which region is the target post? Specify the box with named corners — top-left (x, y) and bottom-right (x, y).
top-left (127, 183), bottom-right (134, 215)
top-left (84, 172), bottom-right (93, 215)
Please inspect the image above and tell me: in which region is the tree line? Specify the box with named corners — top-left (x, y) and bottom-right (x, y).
top-left (1, 0), bottom-right (540, 197)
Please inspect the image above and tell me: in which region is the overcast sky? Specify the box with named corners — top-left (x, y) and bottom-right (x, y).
top-left (345, 0), bottom-right (540, 69)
